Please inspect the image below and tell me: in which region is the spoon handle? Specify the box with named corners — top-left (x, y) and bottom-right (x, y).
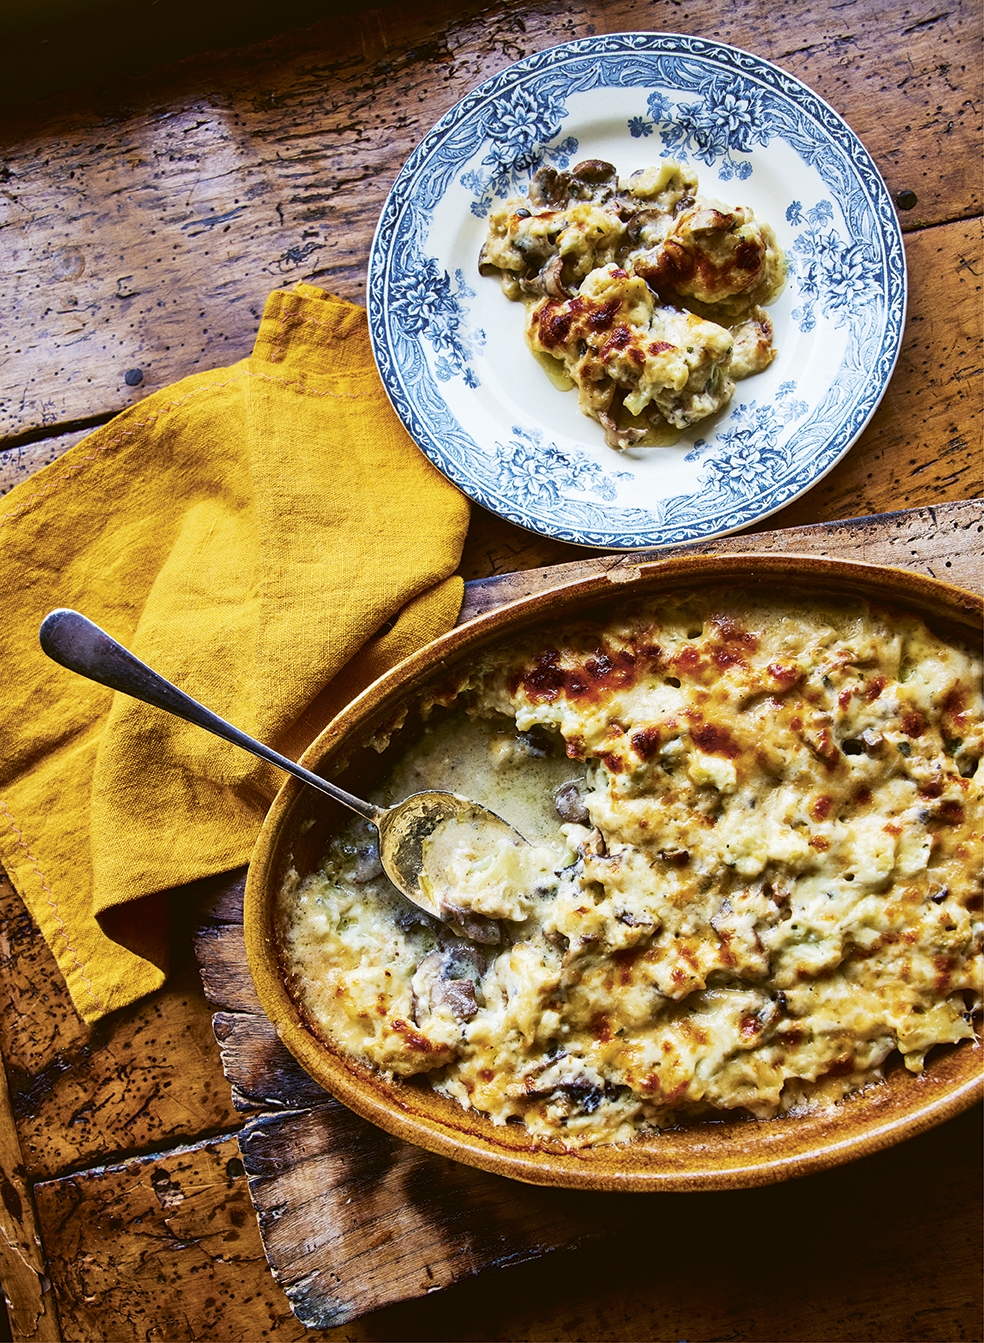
top-left (39, 609), bottom-right (380, 823)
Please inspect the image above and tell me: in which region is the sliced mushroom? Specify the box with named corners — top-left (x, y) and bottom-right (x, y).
top-left (518, 255), bottom-right (571, 300)
top-left (568, 159), bottom-right (618, 202)
top-left (411, 947), bottom-right (484, 1024)
top-left (477, 241), bottom-right (500, 277)
top-left (579, 827), bottom-right (608, 859)
top-left (410, 950), bottom-right (445, 1024)
top-left (571, 158), bottom-right (617, 184)
top-left (539, 255), bottom-right (571, 299)
top-left (522, 1057), bottom-right (607, 1113)
top-left (658, 847), bottom-right (690, 867)
top-left (599, 406), bottom-right (647, 450)
top-left (530, 160), bottom-right (618, 209)
top-left (433, 978), bottom-right (478, 1021)
top-left (529, 165), bottom-right (571, 208)
top-left (555, 780), bottom-right (590, 824)
top-left (529, 725), bottom-right (561, 757)
top-left (625, 208), bottom-right (671, 247)
top-left (442, 905), bottom-right (502, 944)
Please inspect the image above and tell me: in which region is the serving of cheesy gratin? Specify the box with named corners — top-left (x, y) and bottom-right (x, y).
top-left (478, 159), bottom-right (786, 449)
top-left (278, 591), bottom-right (982, 1148)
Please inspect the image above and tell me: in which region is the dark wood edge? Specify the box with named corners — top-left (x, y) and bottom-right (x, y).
top-left (0, 1045), bottom-right (62, 1342)
top-left (458, 500), bottom-right (984, 623)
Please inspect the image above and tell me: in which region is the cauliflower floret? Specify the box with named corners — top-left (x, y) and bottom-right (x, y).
top-left (527, 264), bottom-right (735, 446)
top-left (635, 203), bottom-right (786, 315)
top-left (479, 158), bottom-right (785, 450)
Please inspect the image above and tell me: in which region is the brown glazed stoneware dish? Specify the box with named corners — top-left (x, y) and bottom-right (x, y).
top-left (245, 554), bottom-right (983, 1191)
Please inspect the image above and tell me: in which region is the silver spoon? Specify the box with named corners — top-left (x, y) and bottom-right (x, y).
top-left (38, 609), bottom-right (526, 938)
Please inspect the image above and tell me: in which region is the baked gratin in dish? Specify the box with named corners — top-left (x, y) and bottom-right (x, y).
top-left (247, 557), bottom-right (983, 1191)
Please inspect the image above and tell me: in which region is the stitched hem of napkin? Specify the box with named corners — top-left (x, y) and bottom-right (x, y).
top-left (259, 288), bottom-right (370, 368)
top-left (0, 796), bottom-right (102, 1011)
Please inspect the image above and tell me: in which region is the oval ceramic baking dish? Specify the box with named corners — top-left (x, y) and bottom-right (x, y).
top-left (245, 554), bottom-right (982, 1191)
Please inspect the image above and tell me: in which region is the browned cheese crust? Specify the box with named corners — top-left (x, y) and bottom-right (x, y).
top-left (479, 160), bottom-right (786, 448)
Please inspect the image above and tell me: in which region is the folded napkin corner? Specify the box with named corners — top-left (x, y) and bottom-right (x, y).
top-left (0, 285), bottom-right (470, 1023)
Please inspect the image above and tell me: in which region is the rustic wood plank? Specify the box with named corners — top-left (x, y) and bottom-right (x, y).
top-left (193, 879), bottom-right (325, 1114)
top-left (0, 0), bottom-right (397, 118)
top-left (767, 219), bottom-right (984, 530)
top-left (196, 867), bottom-right (250, 925)
top-left (0, 430), bottom-right (91, 499)
top-left (7, 217), bottom-right (981, 580)
top-left (0, 872), bottom-right (241, 1183)
top-left (0, 1052), bottom-right (59, 1342)
top-left (239, 1102), bottom-right (612, 1331)
top-left (317, 1107), bottom-right (982, 1343)
top-left (196, 930), bottom-right (265, 1017)
top-left (212, 1013), bottom-right (329, 1113)
top-left (30, 1095), bottom-right (979, 1340)
top-left (0, 0), bottom-right (979, 444)
top-left (459, 499), bottom-right (984, 622)
top-left (31, 1135), bottom-right (310, 1343)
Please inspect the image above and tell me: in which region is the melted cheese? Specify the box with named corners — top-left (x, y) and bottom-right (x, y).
top-left (278, 592), bottom-right (983, 1148)
top-left (479, 160), bottom-right (785, 448)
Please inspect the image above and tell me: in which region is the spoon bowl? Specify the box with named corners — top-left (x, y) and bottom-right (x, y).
top-left (37, 608), bottom-right (527, 927)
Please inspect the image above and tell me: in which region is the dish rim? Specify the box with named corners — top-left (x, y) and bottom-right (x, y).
top-left (246, 554), bottom-right (982, 1192)
top-left (367, 31), bottom-right (908, 552)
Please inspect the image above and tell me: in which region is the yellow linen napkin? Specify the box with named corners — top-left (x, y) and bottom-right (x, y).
top-left (0, 284), bottom-right (470, 1023)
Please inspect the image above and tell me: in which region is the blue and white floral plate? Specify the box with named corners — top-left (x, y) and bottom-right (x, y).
top-left (367, 34), bottom-right (906, 550)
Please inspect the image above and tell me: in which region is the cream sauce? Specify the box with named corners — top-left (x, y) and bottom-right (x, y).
top-left (379, 712), bottom-right (582, 850)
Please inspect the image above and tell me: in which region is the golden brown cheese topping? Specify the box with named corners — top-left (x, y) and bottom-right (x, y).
top-left (479, 160), bottom-right (786, 448)
top-left (278, 592), bottom-right (983, 1148)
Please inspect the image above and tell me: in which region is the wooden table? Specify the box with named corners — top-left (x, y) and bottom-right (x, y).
top-left (0, 1), bottom-right (980, 1339)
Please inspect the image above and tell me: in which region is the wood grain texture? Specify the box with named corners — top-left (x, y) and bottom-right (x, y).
top-left (240, 1103), bottom-right (611, 1331)
top-left (0, 873), bottom-right (241, 1183)
top-left (0, 429), bottom-right (90, 499)
top-left (370, 1108), bottom-right (980, 1343)
top-left (32, 1135), bottom-right (310, 1343)
top-left (0, 0), bottom-right (980, 445)
top-left (196, 503), bottom-right (983, 1331)
top-left (769, 219), bottom-right (983, 528)
top-left (0, 1051), bottom-right (59, 1341)
top-left (24, 1101), bottom-right (984, 1343)
top-left (213, 1012), bottom-right (332, 1114)
top-left (197, 927), bottom-right (265, 1017)
top-left (460, 499), bottom-right (984, 621)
